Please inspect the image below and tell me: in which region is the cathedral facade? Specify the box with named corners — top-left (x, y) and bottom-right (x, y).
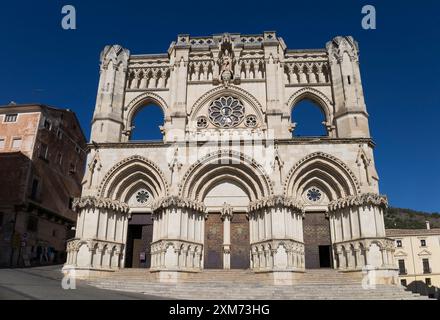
top-left (64, 32), bottom-right (397, 284)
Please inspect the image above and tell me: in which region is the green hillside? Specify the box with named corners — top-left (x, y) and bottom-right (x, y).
top-left (385, 207), bottom-right (440, 229)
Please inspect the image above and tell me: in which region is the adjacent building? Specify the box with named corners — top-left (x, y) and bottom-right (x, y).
top-left (387, 223), bottom-right (440, 299)
top-left (0, 103), bottom-right (86, 267)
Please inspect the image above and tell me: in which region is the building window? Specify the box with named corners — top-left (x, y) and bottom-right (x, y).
top-left (52, 229), bottom-right (57, 237)
top-left (4, 114), bottom-right (18, 122)
top-left (69, 163), bottom-right (76, 175)
top-left (245, 114), bottom-right (258, 128)
top-left (196, 116), bottom-right (208, 129)
top-left (306, 187), bottom-right (322, 202)
top-left (420, 239), bottom-right (426, 247)
top-left (75, 146), bottom-right (81, 154)
top-left (398, 259), bottom-right (407, 275)
top-left (43, 118), bottom-right (52, 130)
top-left (30, 178), bottom-right (39, 200)
top-left (396, 240), bottom-right (402, 248)
top-left (68, 197), bottom-right (74, 210)
top-left (12, 137), bottom-right (22, 149)
top-left (422, 259), bottom-right (431, 274)
top-left (0, 212), bottom-right (3, 228)
top-left (39, 143), bottom-right (49, 160)
top-left (425, 278), bottom-right (431, 286)
top-left (400, 279), bottom-right (407, 287)
top-left (208, 96), bottom-right (245, 128)
top-left (56, 152), bottom-right (63, 166)
top-left (0, 138), bottom-right (5, 149)
top-left (57, 129), bottom-right (63, 139)
top-left (136, 190), bottom-right (150, 204)
top-left (27, 216), bottom-right (38, 232)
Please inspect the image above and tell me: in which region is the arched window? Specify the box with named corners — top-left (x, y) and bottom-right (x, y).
top-left (129, 103), bottom-right (164, 141)
top-left (291, 99), bottom-right (327, 137)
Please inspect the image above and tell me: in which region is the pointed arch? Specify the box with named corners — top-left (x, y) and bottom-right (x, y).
top-left (286, 87), bottom-right (334, 124)
top-left (283, 152), bottom-right (361, 201)
top-left (179, 150), bottom-right (273, 202)
top-left (123, 92), bottom-right (169, 133)
top-left (98, 155), bottom-right (169, 202)
top-left (189, 85), bottom-right (264, 126)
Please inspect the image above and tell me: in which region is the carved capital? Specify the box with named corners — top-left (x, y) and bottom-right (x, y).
top-left (328, 193), bottom-right (388, 212)
top-left (72, 196), bottom-right (130, 214)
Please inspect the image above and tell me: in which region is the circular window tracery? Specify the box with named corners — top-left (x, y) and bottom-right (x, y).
top-left (208, 96), bottom-right (245, 128)
top-left (196, 116), bottom-right (208, 129)
top-left (245, 115), bottom-right (257, 128)
top-left (306, 188), bottom-right (322, 202)
top-left (136, 190), bottom-right (150, 204)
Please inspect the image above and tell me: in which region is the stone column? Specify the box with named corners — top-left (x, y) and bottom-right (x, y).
top-left (221, 203), bottom-right (233, 270)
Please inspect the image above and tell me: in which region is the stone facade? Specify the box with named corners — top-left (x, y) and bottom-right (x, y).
top-left (64, 32), bottom-right (397, 284)
top-left (0, 104), bottom-right (86, 267)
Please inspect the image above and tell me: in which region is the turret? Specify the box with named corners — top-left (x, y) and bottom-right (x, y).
top-left (90, 45), bottom-right (130, 143)
top-left (326, 36), bottom-right (370, 138)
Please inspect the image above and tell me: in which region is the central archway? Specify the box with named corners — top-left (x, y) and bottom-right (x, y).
top-left (204, 180), bottom-right (250, 269)
top-left (180, 151), bottom-right (273, 269)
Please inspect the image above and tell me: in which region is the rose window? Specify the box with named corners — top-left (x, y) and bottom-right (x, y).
top-left (208, 96), bottom-right (244, 128)
top-left (245, 115), bottom-right (257, 128)
top-left (196, 116), bottom-right (208, 129)
top-left (136, 190), bottom-right (150, 204)
top-left (306, 188), bottom-right (322, 202)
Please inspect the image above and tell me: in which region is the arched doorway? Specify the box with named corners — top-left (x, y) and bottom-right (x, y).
top-left (303, 211), bottom-right (332, 269)
top-left (203, 180), bottom-right (250, 269)
top-left (124, 187), bottom-right (154, 269)
top-left (99, 156), bottom-right (169, 269)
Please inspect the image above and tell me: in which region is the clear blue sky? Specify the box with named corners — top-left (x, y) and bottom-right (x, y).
top-left (1, 1), bottom-right (439, 213)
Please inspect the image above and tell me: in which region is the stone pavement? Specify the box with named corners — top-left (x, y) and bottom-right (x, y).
top-left (0, 265), bottom-right (165, 300)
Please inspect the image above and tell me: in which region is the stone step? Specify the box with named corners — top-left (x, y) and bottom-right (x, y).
top-left (91, 285), bottom-right (426, 300)
top-left (85, 268), bottom-right (429, 300)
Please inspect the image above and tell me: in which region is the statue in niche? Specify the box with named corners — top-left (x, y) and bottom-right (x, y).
top-left (220, 49), bottom-right (233, 85)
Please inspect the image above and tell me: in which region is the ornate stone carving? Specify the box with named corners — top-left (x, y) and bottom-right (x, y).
top-left (220, 202), bottom-right (233, 221)
top-left (328, 193), bottom-right (388, 212)
top-left (98, 155), bottom-right (169, 197)
top-left (208, 96), bottom-right (245, 128)
top-left (248, 196), bottom-right (304, 213)
top-left (283, 152), bottom-right (362, 196)
top-left (179, 149), bottom-right (274, 198)
top-left (151, 196), bottom-right (206, 213)
top-left (326, 36), bottom-right (359, 64)
top-left (72, 196), bottom-right (130, 213)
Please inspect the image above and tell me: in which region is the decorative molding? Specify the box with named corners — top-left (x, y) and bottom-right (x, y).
top-left (328, 193), bottom-right (388, 212)
top-left (98, 155), bottom-right (169, 197)
top-left (179, 149), bottom-right (274, 198)
top-left (72, 196), bottom-right (130, 214)
top-left (189, 84), bottom-right (264, 117)
top-left (248, 195), bottom-right (304, 213)
top-left (283, 152), bottom-right (362, 196)
top-left (220, 202), bottom-right (233, 221)
top-left (286, 87), bottom-right (334, 122)
top-left (326, 36), bottom-right (359, 64)
top-left (151, 196), bottom-right (206, 213)
top-left (124, 91), bottom-right (169, 115)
